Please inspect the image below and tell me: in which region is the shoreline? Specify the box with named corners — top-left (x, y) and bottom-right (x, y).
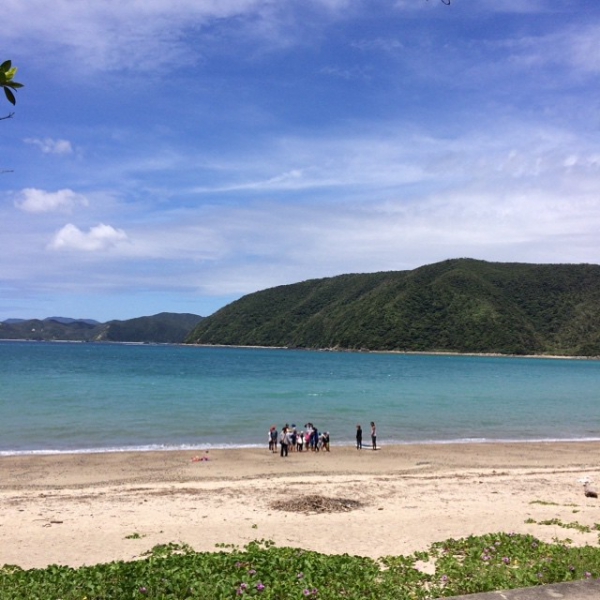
top-left (4, 436), bottom-right (600, 458)
top-left (2, 442), bottom-right (600, 569)
top-left (187, 342), bottom-right (600, 360)
top-left (3, 338), bottom-right (599, 360)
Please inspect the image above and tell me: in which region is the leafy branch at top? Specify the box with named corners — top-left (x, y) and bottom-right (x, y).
top-left (1, 60), bottom-right (24, 106)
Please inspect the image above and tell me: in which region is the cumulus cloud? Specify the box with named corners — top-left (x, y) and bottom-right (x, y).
top-left (24, 137), bottom-right (73, 155)
top-left (14, 188), bottom-right (89, 214)
top-left (49, 223), bottom-right (129, 252)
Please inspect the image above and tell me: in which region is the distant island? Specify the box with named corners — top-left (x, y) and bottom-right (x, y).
top-left (0, 313), bottom-right (204, 344)
top-left (185, 258), bottom-right (600, 356)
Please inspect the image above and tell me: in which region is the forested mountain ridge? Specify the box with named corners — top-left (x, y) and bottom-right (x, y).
top-left (99, 313), bottom-right (203, 343)
top-left (186, 259), bottom-right (600, 356)
top-left (0, 313), bottom-right (204, 343)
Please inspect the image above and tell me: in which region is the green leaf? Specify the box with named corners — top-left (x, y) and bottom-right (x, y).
top-left (4, 87), bottom-right (16, 105)
top-left (0, 60), bottom-right (11, 72)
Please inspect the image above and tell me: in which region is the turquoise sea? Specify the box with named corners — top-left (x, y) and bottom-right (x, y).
top-left (1, 341), bottom-right (600, 455)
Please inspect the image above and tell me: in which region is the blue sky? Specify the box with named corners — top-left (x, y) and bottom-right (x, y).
top-left (2, 0), bottom-right (600, 321)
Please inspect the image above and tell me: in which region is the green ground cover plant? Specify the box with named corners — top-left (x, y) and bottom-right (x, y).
top-left (2, 533), bottom-right (600, 600)
top-left (524, 518), bottom-right (600, 534)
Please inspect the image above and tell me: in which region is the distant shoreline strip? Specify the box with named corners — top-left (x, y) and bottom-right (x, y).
top-left (3, 437), bottom-right (600, 457)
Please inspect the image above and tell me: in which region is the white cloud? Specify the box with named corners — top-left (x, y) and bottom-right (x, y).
top-left (496, 23), bottom-right (600, 76)
top-left (3, 0), bottom-right (369, 73)
top-left (319, 65), bottom-right (372, 81)
top-left (49, 223), bottom-right (129, 252)
top-left (14, 189), bottom-right (89, 213)
top-left (2, 0), bottom-right (297, 71)
top-left (566, 25), bottom-right (600, 74)
top-left (184, 119), bottom-right (588, 198)
top-left (24, 137), bottom-right (73, 155)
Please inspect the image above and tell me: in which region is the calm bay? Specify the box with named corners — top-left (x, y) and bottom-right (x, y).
top-left (1, 341), bottom-right (599, 455)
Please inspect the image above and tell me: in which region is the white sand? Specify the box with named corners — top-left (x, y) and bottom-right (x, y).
top-left (1, 442), bottom-right (600, 569)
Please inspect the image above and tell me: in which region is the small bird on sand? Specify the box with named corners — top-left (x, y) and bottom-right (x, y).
top-left (579, 477), bottom-right (598, 498)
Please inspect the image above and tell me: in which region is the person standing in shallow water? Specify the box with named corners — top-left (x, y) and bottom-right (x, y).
top-left (370, 421), bottom-right (377, 450)
top-left (356, 425), bottom-right (362, 449)
top-left (269, 426), bottom-right (278, 453)
top-left (268, 426), bottom-right (276, 452)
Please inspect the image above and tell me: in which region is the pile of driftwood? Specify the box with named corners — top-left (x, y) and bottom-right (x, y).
top-left (271, 494), bottom-right (364, 514)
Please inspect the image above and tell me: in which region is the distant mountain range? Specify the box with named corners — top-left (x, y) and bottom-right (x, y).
top-left (8, 258), bottom-right (600, 355)
top-left (0, 313), bottom-right (204, 343)
top-left (186, 258), bottom-right (600, 356)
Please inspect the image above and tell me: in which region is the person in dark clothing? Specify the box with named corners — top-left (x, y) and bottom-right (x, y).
top-left (280, 426), bottom-right (289, 457)
top-left (290, 429), bottom-right (297, 451)
top-left (269, 426), bottom-right (277, 452)
top-left (356, 425), bottom-right (362, 449)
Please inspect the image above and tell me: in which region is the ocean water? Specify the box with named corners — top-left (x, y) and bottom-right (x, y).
top-left (1, 341), bottom-right (600, 455)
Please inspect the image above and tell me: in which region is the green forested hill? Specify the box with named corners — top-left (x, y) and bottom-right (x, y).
top-left (186, 259), bottom-right (600, 356)
top-left (99, 312), bottom-right (203, 343)
top-left (0, 313), bottom-right (203, 343)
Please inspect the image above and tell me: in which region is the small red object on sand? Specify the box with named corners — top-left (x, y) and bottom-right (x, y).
top-left (191, 455), bottom-right (210, 462)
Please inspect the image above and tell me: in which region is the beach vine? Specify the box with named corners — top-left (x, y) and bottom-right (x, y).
top-left (1, 533), bottom-right (600, 599)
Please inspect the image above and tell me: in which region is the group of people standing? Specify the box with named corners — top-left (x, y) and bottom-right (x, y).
top-left (355, 422), bottom-right (377, 450)
top-left (267, 421), bottom-right (378, 456)
top-left (269, 423), bottom-right (330, 457)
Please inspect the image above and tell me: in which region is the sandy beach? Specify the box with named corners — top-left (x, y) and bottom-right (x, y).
top-left (2, 442), bottom-right (600, 570)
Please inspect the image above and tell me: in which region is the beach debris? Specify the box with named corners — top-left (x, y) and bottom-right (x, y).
top-left (43, 520), bottom-right (64, 527)
top-left (191, 455), bottom-right (210, 462)
top-left (191, 451), bottom-right (210, 462)
top-left (271, 494), bottom-right (364, 514)
top-left (578, 477), bottom-right (598, 498)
